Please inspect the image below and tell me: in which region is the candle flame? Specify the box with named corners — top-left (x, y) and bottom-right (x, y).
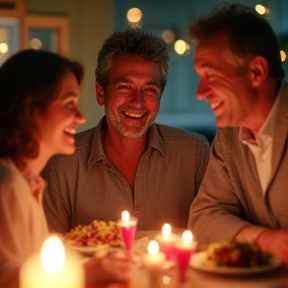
top-left (122, 210), bottom-right (130, 221)
top-left (41, 235), bottom-right (65, 274)
top-left (182, 230), bottom-right (193, 243)
top-left (162, 223), bottom-right (171, 236)
top-left (148, 240), bottom-right (159, 255)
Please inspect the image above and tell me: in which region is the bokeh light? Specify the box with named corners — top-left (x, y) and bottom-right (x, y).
top-left (162, 30), bottom-right (175, 45)
top-left (30, 38), bottom-right (42, 50)
top-left (174, 40), bottom-right (189, 55)
top-left (280, 50), bottom-right (286, 62)
top-left (127, 8), bottom-right (142, 23)
top-left (0, 42), bottom-right (8, 54)
top-left (255, 4), bottom-right (270, 15)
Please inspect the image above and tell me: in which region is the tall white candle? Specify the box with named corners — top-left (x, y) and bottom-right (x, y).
top-left (142, 240), bottom-right (165, 270)
top-left (142, 241), bottom-right (165, 288)
top-left (20, 235), bottom-right (84, 288)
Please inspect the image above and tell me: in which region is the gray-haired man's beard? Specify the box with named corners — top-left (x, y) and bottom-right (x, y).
top-left (116, 110), bottom-right (158, 138)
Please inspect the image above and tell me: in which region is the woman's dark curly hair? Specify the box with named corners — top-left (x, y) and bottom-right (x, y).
top-left (0, 49), bottom-right (84, 160)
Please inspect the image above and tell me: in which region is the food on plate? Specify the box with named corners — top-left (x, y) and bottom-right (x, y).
top-left (64, 220), bottom-right (121, 247)
top-left (205, 241), bottom-right (271, 267)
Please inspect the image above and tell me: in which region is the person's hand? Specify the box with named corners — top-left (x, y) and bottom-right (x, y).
top-left (256, 228), bottom-right (288, 265)
top-left (83, 250), bottom-right (134, 286)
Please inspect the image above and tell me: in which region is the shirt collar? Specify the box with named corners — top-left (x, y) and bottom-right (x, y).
top-left (148, 122), bottom-right (166, 157)
top-left (240, 83), bottom-right (281, 146)
top-left (87, 117), bottom-right (166, 170)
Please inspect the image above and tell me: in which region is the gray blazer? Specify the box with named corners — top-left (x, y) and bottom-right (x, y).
top-left (188, 81), bottom-right (288, 247)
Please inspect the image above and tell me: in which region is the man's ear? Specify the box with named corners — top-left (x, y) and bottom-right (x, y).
top-left (248, 56), bottom-right (268, 87)
top-left (96, 82), bottom-right (105, 106)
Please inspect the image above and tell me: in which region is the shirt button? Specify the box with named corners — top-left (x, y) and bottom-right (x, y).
top-left (136, 207), bottom-right (140, 211)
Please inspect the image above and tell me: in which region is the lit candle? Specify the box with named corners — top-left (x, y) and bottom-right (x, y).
top-left (174, 230), bottom-right (197, 281)
top-left (20, 235), bottom-right (84, 288)
top-left (142, 241), bottom-right (166, 288)
top-left (142, 240), bottom-right (165, 270)
top-left (156, 223), bottom-right (176, 261)
top-left (117, 210), bottom-right (138, 250)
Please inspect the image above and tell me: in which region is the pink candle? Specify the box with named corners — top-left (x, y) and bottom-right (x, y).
top-left (117, 211), bottom-right (138, 251)
top-left (156, 223), bottom-right (176, 261)
top-left (174, 230), bottom-right (197, 281)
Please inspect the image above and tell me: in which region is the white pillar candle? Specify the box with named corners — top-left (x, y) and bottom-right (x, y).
top-left (142, 240), bottom-right (166, 288)
top-left (20, 235), bottom-right (84, 288)
top-left (142, 240), bottom-right (165, 270)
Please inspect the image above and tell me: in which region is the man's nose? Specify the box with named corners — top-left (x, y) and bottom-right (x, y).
top-left (196, 80), bottom-right (210, 100)
top-left (130, 90), bottom-right (144, 107)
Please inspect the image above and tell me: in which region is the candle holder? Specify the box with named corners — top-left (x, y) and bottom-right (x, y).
top-left (157, 235), bottom-right (176, 261)
top-left (117, 211), bottom-right (138, 251)
top-left (156, 223), bottom-right (176, 261)
top-left (174, 231), bottom-right (197, 282)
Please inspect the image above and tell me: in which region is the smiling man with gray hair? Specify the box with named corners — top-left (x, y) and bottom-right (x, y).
top-left (43, 28), bottom-right (210, 234)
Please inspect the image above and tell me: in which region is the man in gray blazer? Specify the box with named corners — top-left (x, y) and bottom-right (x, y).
top-left (188, 3), bottom-right (288, 264)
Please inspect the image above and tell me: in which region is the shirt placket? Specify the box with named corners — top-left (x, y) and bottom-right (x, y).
top-left (103, 159), bottom-right (134, 211)
top-left (134, 148), bottom-right (151, 230)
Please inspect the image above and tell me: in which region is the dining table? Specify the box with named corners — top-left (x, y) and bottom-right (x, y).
top-left (90, 263), bottom-right (288, 288)
top-left (88, 229), bottom-right (288, 288)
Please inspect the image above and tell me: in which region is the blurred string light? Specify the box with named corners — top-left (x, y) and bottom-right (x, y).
top-left (280, 50), bottom-right (286, 62)
top-left (0, 42), bottom-right (8, 54)
top-left (125, 10), bottom-right (191, 57)
top-left (30, 38), bottom-right (42, 50)
top-left (127, 7), bottom-right (142, 24)
top-left (162, 29), bottom-right (175, 45)
top-left (174, 39), bottom-right (190, 55)
top-left (0, 28), bottom-right (9, 54)
top-left (255, 4), bottom-right (270, 15)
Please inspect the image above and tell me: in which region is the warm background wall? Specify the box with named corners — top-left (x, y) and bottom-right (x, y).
top-left (22, 0), bottom-right (287, 142)
top-left (26, 0), bottom-right (113, 133)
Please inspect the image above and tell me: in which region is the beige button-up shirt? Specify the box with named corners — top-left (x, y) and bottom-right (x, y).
top-left (43, 117), bottom-right (210, 234)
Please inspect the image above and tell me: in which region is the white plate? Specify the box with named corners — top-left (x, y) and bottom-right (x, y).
top-left (191, 251), bottom-right (282, 275)
top-left (135, 229), bottom-right (184, 240)
top-left (66, 244), bottom-right (109, 255)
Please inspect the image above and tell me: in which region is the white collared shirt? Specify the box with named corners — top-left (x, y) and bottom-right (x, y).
top-left (239, 92), bottom-right (281, 195)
